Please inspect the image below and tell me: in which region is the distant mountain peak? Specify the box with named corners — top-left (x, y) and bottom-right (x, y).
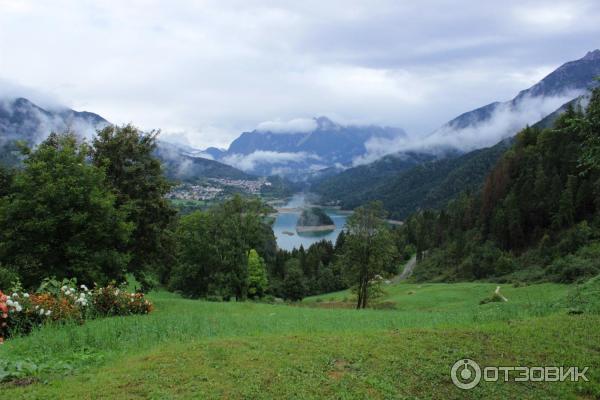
top-left (314, 116), bottom-right (337, 130)
top-left (582, 49), bottom-right (600, 61)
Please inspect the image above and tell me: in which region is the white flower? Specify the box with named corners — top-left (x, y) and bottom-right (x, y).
top-left (61, 286), bottom-right (68, 292)
top-left (39, 308), bottom-right (45, 316)
top-left (45, 310), bottom-right (51, 316)
top-left (80, 284), bottom-right (88, 291)
top-left (23, 293), bottom-right (30, 298)
top-left (114, 290), bottom-right (120, 296)
top-left (11, 293), bottom-right (18, 298)
top-left (15, 305), bottom-right (22, 312)
top-left (6, 299), bottom-right (13, 307)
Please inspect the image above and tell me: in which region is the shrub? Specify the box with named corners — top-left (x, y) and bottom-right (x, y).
top-left (0, 267), bottom-right (19, 291)
top-left (547, 243), bottom-right (600, 283)
top-left (479, 293), bottom-right (505, 305)
top-left (0, 291), bottom-right (8, 344)
top-left (0, 281), bottom-right (153, 344)
top-left (90, 284), bottom-right (153, 317)
top-left (565, 275), bottom-right (600, 314)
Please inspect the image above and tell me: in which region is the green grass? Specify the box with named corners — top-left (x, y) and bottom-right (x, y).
top-left (304, 282), bottom-right (569, 311)
top-left (1, 282), bottom-right (598, 399)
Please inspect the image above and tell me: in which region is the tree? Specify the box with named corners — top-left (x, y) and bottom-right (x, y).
top-left (247, 249), bottom-right (268, 299)
top-left (0, 166), bottom-right (13, 198)
top-left (211, 195), bottom-right (272, 300)
top-left (340, 201), bottom-right (397, 309)
top-left (169, 196), bottom-right (275, 300)
top-left (92, 125), bottom-right (176, 288)
top-left (281, 259), bottom-right (308, 302)
top-left (169, 211), bottom-right (217, 298)
top-left (579, 84), bottom-right (600, 172)
top-left (0, 133), bottom-right (132, 288)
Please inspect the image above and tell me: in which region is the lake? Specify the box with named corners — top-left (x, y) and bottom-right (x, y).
top-left (272, 193), bottom-right (348, 251)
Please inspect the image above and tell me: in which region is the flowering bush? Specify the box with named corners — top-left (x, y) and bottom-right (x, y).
top-left (0, 291), bottom-right (8, 344)
top-left (0, 280), bottom-right (153, 344)
top-left (92, 284), bottom-right (153, 317)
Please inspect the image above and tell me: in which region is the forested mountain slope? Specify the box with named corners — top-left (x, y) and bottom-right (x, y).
top-left (398, 86), bottom-right (600, 283)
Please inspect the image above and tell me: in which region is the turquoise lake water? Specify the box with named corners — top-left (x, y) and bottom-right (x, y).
top-left (272, 194), bottom-right (347, 251)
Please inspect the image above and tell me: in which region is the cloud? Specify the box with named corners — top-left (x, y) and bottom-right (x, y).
top-left (222, 150), bottom-right (320, 171)
top-left (1, 1), bottom-right (600, 149)
top-left (0, 97), bottom-right (106, 146)
top-left (424, 91), bottom-right (583, 151)
top-left (255, 118), bottom-right (317, 133)
top-left (352, 89), bottom-right (583, 165)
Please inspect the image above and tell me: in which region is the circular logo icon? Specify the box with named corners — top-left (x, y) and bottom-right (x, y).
top-left (451, 359), bottom-right (481, 390)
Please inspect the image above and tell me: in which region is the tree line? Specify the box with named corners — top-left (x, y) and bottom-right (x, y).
top-left (395, 85), bottom-right (600, 283)
top-left (0, 125), bottom-right (407, 309)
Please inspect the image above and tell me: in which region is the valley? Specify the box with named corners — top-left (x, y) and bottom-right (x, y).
top-left (1, 6), bottom-right (600, 398)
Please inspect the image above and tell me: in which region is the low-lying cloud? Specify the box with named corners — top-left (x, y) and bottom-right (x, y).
top-left (222, 150), bottom-right (321, 171)
top-left (255, 118), bottom-right (317, 134)
top-left (424, 91), bottom-right (583, 150)
top-left (352, 90), bottom-right (583, 166)
top-left (0, 97), bottom-right (107, 147)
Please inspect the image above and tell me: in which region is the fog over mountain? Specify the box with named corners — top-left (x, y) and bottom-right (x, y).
top-left (353, 50), bottom-right (600, 163)
top-left (3, 1), bottom-right (600, 151)
top-left (208, 116), bottom-right (406, 177)
top-left (0, 97), bottom-right (252, 181)
top-left (192, 50), bottom-right (600, 178)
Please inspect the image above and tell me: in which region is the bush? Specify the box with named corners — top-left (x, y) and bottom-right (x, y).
top-left (565, 275), bottom-right (600, 314)
top-left (89, 284), bottom-right (152, 317)
top-left (0, 291), bottom-right (8, 344)
top-left (547, 242), bottom-right (600, 283)
top-left (0, 267), bottom-right (19, 291)
top-left (479, 293), bottom-right (505, 305)
top-left (0, 281), bottom-right (153, 344)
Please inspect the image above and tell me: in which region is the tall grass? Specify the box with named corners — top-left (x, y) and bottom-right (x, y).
top-left (0, 283), bottom-right (570, 372)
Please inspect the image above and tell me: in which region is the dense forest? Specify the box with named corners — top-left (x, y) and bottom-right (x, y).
top-left (313, 141), bottom-right (509, 220)
top-left (396, 85), bottom-right (600, 283)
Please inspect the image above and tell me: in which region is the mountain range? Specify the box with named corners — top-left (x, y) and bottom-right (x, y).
top-left (0, 97), bottom-right (108, 166)
top-left (203, 116), bottom-right (407, 178)
top-left (0, 97), bottom-right (255, 182)
top-left (2, 49), bottom-right (599, 216)
top-left (425, 49), bottom-right (600, 150)
top-left (313, 50), bottom-right (600, 218)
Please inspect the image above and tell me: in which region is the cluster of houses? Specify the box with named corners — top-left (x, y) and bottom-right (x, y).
top-left (168, 178), bottom-right (271, 201)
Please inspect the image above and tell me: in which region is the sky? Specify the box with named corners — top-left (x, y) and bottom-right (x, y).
top-left (1, 0), bottom-right (599, 149)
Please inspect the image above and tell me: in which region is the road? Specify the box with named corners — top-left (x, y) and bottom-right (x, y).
top-left (392, 255), bottom-right (417, 283)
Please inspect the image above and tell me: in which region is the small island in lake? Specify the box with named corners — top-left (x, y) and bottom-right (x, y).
top-left (296, 207), bottom-right (336, 235)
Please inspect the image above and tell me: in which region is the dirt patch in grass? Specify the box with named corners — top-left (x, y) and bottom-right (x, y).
top-left (6, 377), bottom-right (38, 387)
top-left (327, 359), bottom-right (352, 380)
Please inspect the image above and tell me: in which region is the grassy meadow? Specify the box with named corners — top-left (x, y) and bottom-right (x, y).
top-left (1, 281), bottom-right (599, 399)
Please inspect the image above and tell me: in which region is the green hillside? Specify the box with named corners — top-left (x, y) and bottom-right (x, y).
top-left (2, 282), bottom-right (599, 399)
top-left (399, 87), bottom-right (600, 283)
top-left (314, 142), bottom-right (508, 220)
